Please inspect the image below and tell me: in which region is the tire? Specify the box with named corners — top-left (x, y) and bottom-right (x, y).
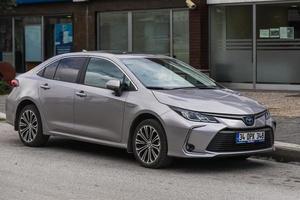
top-left (132, 119), bottom-right (172, 168)
top-left (17, 104), bottom-right (49, 147)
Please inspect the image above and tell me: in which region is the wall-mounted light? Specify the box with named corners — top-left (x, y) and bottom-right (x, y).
top-left (186, 0), bottom-right (196, 10)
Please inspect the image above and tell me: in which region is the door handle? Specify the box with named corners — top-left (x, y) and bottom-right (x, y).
top-left (40, 83), bottom-right (50, 90)
top-left (76, 91), bottom-right (87, 97)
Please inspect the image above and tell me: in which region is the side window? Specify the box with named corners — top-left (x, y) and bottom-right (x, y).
top-left (43, 61), bottom-right (59, 79)
top-left (37, 61), bottom-right (59, 79)
top-left (84, 58), bottom-right (125, 88)
top-left (54, 57), bottom-right (87, 83)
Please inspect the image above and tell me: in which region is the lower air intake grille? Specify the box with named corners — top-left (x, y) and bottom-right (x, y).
top-left (206, 127), bottom-right (274, 152)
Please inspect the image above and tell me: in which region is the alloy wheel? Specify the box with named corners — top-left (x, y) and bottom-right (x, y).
top-left (19, 110), bottom-right (38, 143)
top-left (135, 125), bottom-right (161, 164)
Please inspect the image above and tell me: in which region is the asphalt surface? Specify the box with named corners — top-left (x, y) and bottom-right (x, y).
top-left (1, 122), bottom-right (300, 200)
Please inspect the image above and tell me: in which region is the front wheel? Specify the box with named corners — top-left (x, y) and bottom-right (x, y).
top-left (18, 105), bottom-right (49, 147)
top-left (132, 119), bottom-right (171, 168)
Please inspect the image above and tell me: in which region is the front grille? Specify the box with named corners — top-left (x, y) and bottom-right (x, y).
top-left (206, 127), bottom-right (274, 152)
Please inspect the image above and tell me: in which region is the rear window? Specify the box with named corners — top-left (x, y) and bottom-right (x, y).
top-left (54, 57), bottom-right (87, 83)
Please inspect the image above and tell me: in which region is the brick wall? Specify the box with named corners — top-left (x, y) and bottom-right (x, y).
top-left (189, 0), bottom-right (209, 71)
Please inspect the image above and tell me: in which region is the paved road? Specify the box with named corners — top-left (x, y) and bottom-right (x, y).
top-left (1, 122), bottom-right (300, 200)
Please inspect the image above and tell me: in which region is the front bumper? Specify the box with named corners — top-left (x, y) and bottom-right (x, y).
top-left (161, 110), bottom-right (276, 158)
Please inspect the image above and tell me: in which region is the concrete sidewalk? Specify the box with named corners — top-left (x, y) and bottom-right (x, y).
top-left (0, 95), bottom-right (6, 114)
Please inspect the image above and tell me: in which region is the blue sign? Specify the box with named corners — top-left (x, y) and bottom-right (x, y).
top-left (55, 23), bottom-right (73, 55)
top-left (16, 0), bottom-right (70, 4)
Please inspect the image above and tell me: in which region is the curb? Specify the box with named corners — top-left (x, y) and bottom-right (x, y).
top-left (269, 141), bottom-right (300, 163)
top-left (257, 141), bottom-right (300, 163)
top-left (0, 112), bottom-right (6, 121)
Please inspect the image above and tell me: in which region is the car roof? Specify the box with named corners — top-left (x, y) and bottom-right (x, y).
top-left (55, 51), bottom-right (170, 59)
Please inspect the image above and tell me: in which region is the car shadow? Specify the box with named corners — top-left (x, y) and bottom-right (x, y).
top-left (43, 137), bottom-right (271, 173)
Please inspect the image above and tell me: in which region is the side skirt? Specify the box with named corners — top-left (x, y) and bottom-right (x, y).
top-left (49, 131), bottom-right (127, 150)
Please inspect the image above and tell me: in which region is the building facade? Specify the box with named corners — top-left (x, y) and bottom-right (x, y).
top-left (0, 0), bottom-right (300, 90)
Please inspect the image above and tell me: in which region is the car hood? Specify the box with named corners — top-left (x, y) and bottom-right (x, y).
top-left (152, 89), bottom-right (266, 115)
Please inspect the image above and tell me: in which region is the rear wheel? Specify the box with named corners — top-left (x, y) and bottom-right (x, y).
top-left (18, 105), bottom-right (49, 147)
top-left (132, 119), bottom-right (171, 168)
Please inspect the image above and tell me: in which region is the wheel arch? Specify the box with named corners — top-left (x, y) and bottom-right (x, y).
top-left (14, 99), bottom-right (39, 131)
top-left (127, 112), bottom-right (167, 153)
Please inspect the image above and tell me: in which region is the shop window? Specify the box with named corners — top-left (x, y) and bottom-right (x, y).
top-left (173, 10), bottom-right (189, 63)
top-left (256, 4), bottom-right (300, 84)
top-left (0, 17), bottom-right (13, 66)
top-left (44, 16), bottom-right (73, 60)
top-left (210, 5), bottom-right (253, 83)
top-left (15, 16), bottom-right (42, 73)
top-left (133, 10), bottom-right (170, 55)
top-left (98, 12), bottom-right (128, 52)
top-left (97, 9), bottom-right (189, 63)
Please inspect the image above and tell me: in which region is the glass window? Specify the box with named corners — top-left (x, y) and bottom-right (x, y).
top-left (256, 3), bottom-right (300, 84)
top-left (121, 58), bottom-right (218, 89)
top-left (98, 12), bottom-right (128, 51)
top-left (173, 10), bottom-right (189, 63)
top-left (15, 16), bottom-right (42, 73)
top-left (210, 6), bottom-right (253, 83)
top-left (54, 57), bottom-right (86, 83)
top-left (97, 10), bottom-right (189, 63)
top-left (84, 58), bottom-right (125, 88)
top-left (0, 17), bottom-right (13, 67)
top-left (40, 61), bottom-right (59, 79)
top-left (44, 16), bottom-right (73, 59)
top-left (133, 10), bottom-right (170, 55)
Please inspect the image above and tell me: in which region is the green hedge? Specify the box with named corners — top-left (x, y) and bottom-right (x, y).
top-left (0, 80), bottom-right (11, 95)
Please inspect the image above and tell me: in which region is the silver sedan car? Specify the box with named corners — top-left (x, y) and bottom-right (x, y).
top-left (6, 52), bottom-right (276, 168)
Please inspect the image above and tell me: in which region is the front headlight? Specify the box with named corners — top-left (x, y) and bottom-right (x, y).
top-left (265, 110), bottom-right (271, 120)
top-left (171, 107), bottom-right (219, 123)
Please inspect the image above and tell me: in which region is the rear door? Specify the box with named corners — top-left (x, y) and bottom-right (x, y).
top-left (73, 57), bottom-right (130, 142)
top-left (38, 57), bottom-right (87, 134)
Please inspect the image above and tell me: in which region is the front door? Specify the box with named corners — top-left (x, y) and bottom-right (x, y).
top-left (74, 57), bottom-right (128, 142)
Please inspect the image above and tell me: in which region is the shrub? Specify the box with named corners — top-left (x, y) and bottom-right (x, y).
top-left (0, 80), bottom-right (11, 95)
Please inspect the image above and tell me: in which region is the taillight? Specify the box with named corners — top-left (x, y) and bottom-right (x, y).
top-left (10, 79), bottom-right (19, 87)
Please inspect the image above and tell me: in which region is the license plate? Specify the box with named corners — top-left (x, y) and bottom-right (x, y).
top-left (236, 131), bottom-right (265, 144)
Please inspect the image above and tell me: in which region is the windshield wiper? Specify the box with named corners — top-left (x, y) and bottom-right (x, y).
top-left (197, 86), bottom-right (219, 89)
top-left (170, 86), bottom-right (197, 90)
top-left (147, 87), bottom-right (171, 90)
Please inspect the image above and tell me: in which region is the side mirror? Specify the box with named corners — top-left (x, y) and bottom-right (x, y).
top-left (106, 79), bottom-right (122, 96)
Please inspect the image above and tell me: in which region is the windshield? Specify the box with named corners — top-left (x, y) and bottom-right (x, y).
top-left (121, 57), bottom-right (220, 90)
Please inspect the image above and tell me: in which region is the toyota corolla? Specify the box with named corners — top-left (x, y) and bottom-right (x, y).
top-left (6, 52), bottom-right (276, 168)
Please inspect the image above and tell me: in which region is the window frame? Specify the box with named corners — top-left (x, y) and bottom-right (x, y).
top-left (79, 56), bottom-right (138, 91)
top-left (37, 56), bottom-right (89, 83)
